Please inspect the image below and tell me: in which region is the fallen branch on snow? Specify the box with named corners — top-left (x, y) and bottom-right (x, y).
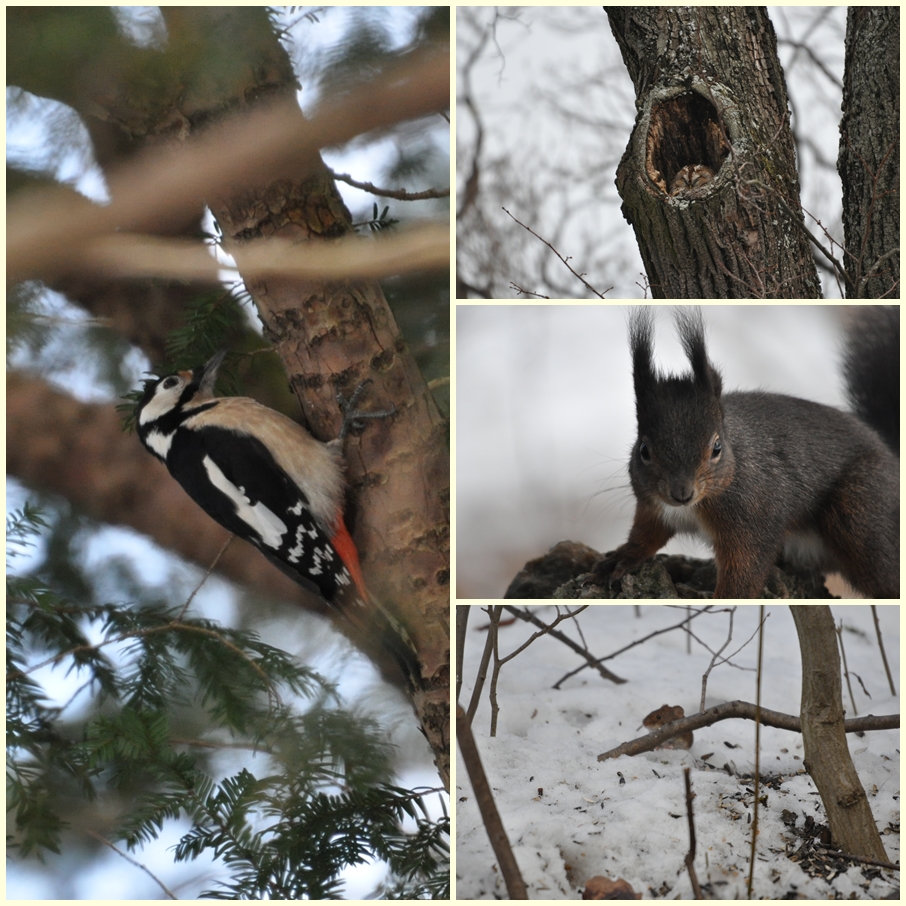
top-left (597, 700), bottom-right (899, 761)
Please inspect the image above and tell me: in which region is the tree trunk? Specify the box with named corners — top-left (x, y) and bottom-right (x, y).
top-left (789, 606), bottom-right (888, 861)
top-left (606, 7), bottom-right (820, 298)
top-left (838, 8), bottom-right (900, 299)
top-left (143, 7), bottom-right (449, 786)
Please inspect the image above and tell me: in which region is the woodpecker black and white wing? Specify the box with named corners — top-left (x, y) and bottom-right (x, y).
top-left (164, 423), bottom-right (357, 604)
top-left (182, 397), bottom-right (345, 531)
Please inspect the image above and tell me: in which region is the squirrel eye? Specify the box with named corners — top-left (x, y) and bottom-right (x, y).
top-left (639, 441), bottom-right (651, 464)
top-left (711, 438), bottom-right (722, 460)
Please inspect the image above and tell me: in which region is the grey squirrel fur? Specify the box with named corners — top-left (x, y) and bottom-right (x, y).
top-left (590, 307), bottom-right (899, 599)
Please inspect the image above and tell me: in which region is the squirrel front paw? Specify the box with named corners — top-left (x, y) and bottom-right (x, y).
top-left (584, 552), bottom-right (646, 591)
top-left (583, 554), bottom-right (622, 588)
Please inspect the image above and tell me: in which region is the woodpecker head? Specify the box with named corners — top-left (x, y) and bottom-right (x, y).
top-left (136, 350), bottom-right (226, 437)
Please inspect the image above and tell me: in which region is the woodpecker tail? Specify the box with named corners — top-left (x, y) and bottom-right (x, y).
top-left (329, 516), bottom-right (423, 694)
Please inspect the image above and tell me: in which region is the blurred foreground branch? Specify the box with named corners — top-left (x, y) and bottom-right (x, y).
top-left (8, 50), bottom-right (449, 284)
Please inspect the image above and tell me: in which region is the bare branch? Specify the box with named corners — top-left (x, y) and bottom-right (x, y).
top-left (699, 607), bottom-right (735, 711)
top-left (329, 168), bottom-right (449, 201)
top-left (596, 700), bottom-right (899, 761)
top-left (502, 605), bottom-right (626, 686)
top-left (84, 829), bottom-right (177, 899)
top-left (555, 605), bottom-right (716, 687)
top-left (456, 705), bottom-right (529, 900)
top-left (871, 606), bottom-right (896, 697)
top-left (502, 206), bottom-right (611, 298)
top-left (746, 606), bottom-right (766, 898)
top-left (682, 768), bottom-right (702, 899)
top-left (465, 605), bottom-right (501, 727)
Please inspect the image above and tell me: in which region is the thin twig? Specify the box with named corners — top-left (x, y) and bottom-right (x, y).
top-left (329, 168), bottom-right (449, 201)
top-left (696, 608), bottom-right (767, 709)
top-left (835, 619), bottom-right (858, 716)
top-left (456, 705), bottom-right (529, 899)
top-left (555, 606), bottom-right (714, 687)
top-left (489, 607), bottom-right (504, 736)
top-left (746, 606), bottom-right (765, 899)
top-left (84, 829), bottom-right (177, 899)
top-left (465, 605), bottom-right (500, 726)
top-left (502, 606), bottom-right (625, 687)
top-left (502, 206), bottom-right (610, 298)
top-left (820, 848), bottom-right (901, 872)
top-left (696, 614), bottom-right (764, 671)
top-left (488, 606), bottom-right (587, 736)
top-left (596, 700), bottom-right (899, 761)
top-left (871, 606), bottom-right (896, 697)
top-left (508, 282), bottom-right (550, 298)
top-left (494, 606), bottom-right (589, 667)
top-left (699, 606), bottom-right (735, 711)
top-left (683, 768), bottom-right (702, 899)
top-left (177, 535), bottom-right (233, 620)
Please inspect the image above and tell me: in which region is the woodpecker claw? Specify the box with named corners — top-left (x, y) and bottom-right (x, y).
top-left (337, 380), bottom-right (396, 440)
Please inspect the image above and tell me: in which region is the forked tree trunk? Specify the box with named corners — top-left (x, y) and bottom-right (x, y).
top-left (790, 606), bottom-right (889, 862)
top-left (606, 7), bottom-right (820, 298)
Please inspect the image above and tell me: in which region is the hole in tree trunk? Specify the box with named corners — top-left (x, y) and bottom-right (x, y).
top-left (646, 91), bottom-right (731, 194)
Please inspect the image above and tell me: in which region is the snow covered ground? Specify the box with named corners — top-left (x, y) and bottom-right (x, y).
top-left (455, 605), bottom-right (900, 899)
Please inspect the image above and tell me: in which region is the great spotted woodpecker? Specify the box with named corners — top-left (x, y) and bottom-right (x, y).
top-left (135, 350), bottom-right (421, 690)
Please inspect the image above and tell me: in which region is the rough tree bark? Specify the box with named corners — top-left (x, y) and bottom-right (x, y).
top-left (838, 8), bottom-right (900, 299)
top-left (789, 606), bottom-right (889, 862)
top-left (153, 8), bottom-right (449, 785)
top-left (606, 7), bottom-right (821, 298)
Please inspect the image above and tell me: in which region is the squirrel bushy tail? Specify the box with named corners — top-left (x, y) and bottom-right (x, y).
top-left (842, 306), bottom-right (899, 455)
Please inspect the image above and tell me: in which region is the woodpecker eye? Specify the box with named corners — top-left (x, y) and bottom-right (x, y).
top-left (162, 376), bottom-right (181, 390)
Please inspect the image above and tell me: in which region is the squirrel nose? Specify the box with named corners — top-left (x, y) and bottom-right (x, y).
top-left (669, 483), bottom-right (695, 504)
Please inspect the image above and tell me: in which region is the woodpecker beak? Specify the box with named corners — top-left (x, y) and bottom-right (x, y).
top-left (196, 349), bottom-right (227, 397)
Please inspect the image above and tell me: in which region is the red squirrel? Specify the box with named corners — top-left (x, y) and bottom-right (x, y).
top-left (588, 308), bottom-right (899, 599)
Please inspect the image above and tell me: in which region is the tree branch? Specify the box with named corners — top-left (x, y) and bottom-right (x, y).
top-left (329, 168), bottom-right (449, 201)
top-left (501, 605), bottom-right (626, 686)
top-left (502, 206), bottom-right (611, 298)
top-left (456, 705), bottom-right (528, 899)
top-left (596, 700), bottom-right (899, 761)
